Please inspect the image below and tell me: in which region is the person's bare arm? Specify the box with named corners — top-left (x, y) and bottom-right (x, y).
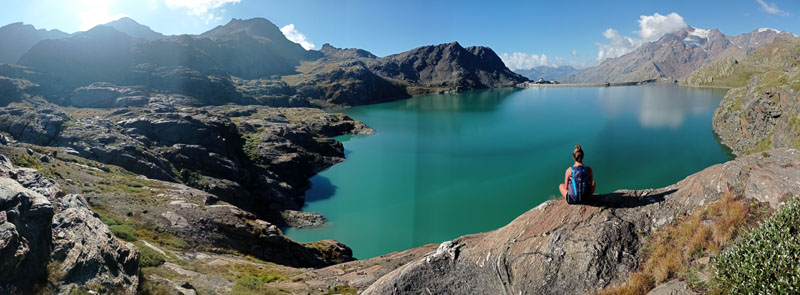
top-left (564, 167), bottom-right (571, 187)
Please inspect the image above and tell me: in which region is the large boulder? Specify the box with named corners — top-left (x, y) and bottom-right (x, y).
top-left (0, 154), bottom-right (139, 294)
top-left (0, 104), bottom-right (69, 146)
top-left (49, 194), bottom-right (139, 294)
top-left (69, 82), bottom-right (149, 108)
top-left (0, 177), bottom-right (53, 294)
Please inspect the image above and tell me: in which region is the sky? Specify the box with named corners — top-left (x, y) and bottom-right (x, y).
top-left (1, 0), bottom-right (798, 69)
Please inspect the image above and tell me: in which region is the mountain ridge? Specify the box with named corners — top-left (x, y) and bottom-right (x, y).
top-left (563, 27), bottom-right (795, 83)
top-left (0, 22), bottom-right (69, 64)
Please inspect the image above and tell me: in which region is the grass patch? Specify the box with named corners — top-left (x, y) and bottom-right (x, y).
top-left (135, 241), bottom-right (166, 268)
top-left (231, 275), bottom-right (283, 295)
top-left (10, 153), bottom-right (43, 170)
top-left (98, 213), bottom-right (139, 242)
top-left (599, 193), bottom-right (755, 295)
top-left (748, 131), bottom-right (775, 155)
top-left (711, 199), bottom-right (800, 294)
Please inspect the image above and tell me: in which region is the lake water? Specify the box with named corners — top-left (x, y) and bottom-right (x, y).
top-left (284, 84), bottom-right (730, 259)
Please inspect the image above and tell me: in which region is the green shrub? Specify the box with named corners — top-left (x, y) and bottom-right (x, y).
top-left (98, 214), bottom-right (139, 241)
top-left (135, 241), bottom-right (166, 268)
top-left (712, 199), bottom-right (800, 294)
top-left (109, 224), bottom-right (139, 241)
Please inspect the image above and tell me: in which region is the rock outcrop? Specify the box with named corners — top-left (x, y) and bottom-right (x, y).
top-left (687, 37), bottom-right (800, 156)
top-left (0, 177), bottom-right (53, 293)
top-left (353, 149), bottom-right (800, 294)
top-left (49, 194), bottom-right (139, 294)
top-left (69, 82), bottom-right (149, 108)
top-left (0, 101), bottom-right (372, 226)
top-left (0, 154), bottom-right (140, 294)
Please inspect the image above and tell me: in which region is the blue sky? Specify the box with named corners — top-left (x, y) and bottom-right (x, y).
top-left (1, 0), bottom-right (798, 69)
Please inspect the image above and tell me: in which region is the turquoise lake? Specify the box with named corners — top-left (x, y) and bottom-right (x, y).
top-left (284, 84), bottom-right (731, 259)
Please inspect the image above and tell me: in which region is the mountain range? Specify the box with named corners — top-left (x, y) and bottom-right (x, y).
top-left (1, 17), bottom-right (525, 108)
top-left (514, 65), bottom-right (579, 81)
top-left (0, 22), bottom-right (69, 64)
top-left (563, 27), bottom-right (796, 83)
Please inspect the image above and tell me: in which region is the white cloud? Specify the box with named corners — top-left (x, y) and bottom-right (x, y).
top-left (596, 29), bottom-right (644, 61)
top-left (637, 12), bottom-right (687, 42)
top-left (571, 49), bottom-right (579, 57)
top-left (280, 24), bottom-right (315, 50)
top-left (164, 0), bottom-right (240, 21)
top-left (756, 0), bottom-right (789, 15)
top-left (499, 52), bottom-right (550, 70)
top-left (595, 12), bottom-right (687, 61)
top-left (74, 0), bottom-right (127, 31)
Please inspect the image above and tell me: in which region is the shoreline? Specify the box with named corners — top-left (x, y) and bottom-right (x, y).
top-left (516, 79), bottom-right (661, 88)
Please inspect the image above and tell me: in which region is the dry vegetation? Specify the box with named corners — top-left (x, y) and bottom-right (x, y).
top-left (599, 193), bottom-right (768, 295)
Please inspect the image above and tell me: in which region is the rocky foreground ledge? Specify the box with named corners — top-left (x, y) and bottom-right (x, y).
top-left (274, 148), bottom-right (800, 294)
top-left (0, 154), bottom-right (138, 294)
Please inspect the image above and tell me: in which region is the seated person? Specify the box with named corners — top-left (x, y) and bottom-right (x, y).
top-left (558, 145), bottom-right (596, 204)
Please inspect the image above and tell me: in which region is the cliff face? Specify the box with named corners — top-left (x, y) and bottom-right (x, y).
top-left (563, 27), bottom-right (795, 83)
top-left (341, 149), bottom-right (800, 294)
top-left (683, 37), bottom-right (800, 156)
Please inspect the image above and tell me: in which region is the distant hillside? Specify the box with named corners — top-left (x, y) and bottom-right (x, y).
top-left (687, 36), bottom-right (800, 156)
top-left (514, 66), bottom-right (578, 81)
top-left (563, 27), bottom-right (795, 83)
top-left (0, 22), bottom-right (68, 64)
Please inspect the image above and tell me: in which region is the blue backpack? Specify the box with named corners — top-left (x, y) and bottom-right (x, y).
top-left (567, 165), bottom-right (590, 204)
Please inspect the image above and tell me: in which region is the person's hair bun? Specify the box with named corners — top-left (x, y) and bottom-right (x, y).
top-left (574, 144), bottom-right (582, 151)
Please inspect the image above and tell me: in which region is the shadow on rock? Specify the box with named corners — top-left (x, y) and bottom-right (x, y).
top-left (586, 189), bottom-right (676, 209)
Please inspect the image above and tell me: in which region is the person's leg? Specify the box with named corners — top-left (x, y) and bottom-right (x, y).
top-left (559, 183), bottom-right (568, 198)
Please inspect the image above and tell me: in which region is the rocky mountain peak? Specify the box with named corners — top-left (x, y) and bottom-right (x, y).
top-left (100, 17), bottom-right (164, 40)
top-left (729, 27), bottom-right (797, 52)
top-left (201, 17), bottom-right (284, 41)
top-left (319, 43), bottom-right (377, 60)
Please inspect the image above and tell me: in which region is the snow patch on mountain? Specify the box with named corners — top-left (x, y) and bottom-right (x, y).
top-left (683, 27), bottom-right (710, 48)
top-left (757, 28), bottom-right (780, 33)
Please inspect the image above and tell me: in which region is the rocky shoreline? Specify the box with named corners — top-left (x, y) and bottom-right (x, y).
top-left (269, 148), bottom-right (800, 294)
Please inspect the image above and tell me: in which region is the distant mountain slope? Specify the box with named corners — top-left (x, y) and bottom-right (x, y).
top-left (0, 22), bottom-right (68, 64)
top-left (18, 18), bottom-right (323, 90)
top-left (563, 27), bottom-right (795, 83)
top-left (19, 26), bottom-right (135, 88)
top-left (514, 65), bottom-right (578, 81)
top-left (101, 17), bottom-right (164, 40)
top-left (686, 37), bottom-right (800, 156)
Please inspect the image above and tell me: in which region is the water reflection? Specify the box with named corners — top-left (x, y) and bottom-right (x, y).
top-left (639, 85), bottom-right (687, 128)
